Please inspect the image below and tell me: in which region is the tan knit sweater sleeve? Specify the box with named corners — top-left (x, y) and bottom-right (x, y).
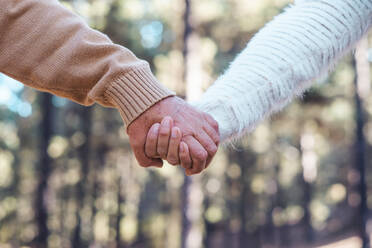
top-left (0, 0), bottom-right (174, 126)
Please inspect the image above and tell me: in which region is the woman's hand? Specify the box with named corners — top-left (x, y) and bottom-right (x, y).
top-left (144, 115), bottom-right (219, 175)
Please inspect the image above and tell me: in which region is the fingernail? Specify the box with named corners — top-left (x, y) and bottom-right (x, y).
top-left (153, 123), bottom-right (160, 132)
top-left (161, 117), bottom-right (171, 127)
top-left (171, 128), bottom-right (179, 138)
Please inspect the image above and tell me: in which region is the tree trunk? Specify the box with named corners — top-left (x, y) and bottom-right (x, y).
top-left (181, 0), bottom-right (205, 247)
top-left (181, 0), bottom-right (192, 247)
top-left (116, 173), bottom-right (124, 248)
top-left (182, 176), bottom-right (192, 248)
top-left (34, 93), bottom-right (53, 248)
top-left (353, 38), bottom-right (370, 248)
top-left (72, 107), bottom-right (92, 248)
top-left (300, 133), bottom-right (314, 244)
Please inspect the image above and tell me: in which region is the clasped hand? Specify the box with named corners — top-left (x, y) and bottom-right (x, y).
top-left (127, 96), bottom-right (220, 175)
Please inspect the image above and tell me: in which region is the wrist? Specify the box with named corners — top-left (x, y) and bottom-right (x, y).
top-left (126, 96), bottom-right (182, 135)
top-left (104, 65), bottom-right (175, 127)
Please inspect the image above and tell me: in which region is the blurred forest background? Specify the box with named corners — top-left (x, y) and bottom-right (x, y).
top-left (1, 0), bottom-right (372, 247)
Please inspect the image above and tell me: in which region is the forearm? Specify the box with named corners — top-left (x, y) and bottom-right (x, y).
top-left (0, 0), bottom-right (173, 126)
top-left (196, 0), bottom-right (372, 142)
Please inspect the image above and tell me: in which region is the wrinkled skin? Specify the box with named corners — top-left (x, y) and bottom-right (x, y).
top-left (127, 96), bottom-right (219, 175)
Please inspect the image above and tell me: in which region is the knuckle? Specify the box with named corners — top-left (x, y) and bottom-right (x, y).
top-left (212, 120), bottom-right (219, 131)
top-left (206, 128), bottom-right (220, 143)
top-left (194, 150), bottom-right (208, 161)
top-left (215, 135), bottom-right (221, 144)
top-left (205, 114), bottom-right (219, 128)
top-left (208, 144), bottom-right (218, 155)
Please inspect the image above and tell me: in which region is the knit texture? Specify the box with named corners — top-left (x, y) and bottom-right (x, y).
top-left (0, 0), bottom-right (174, 126)
top-left (195, 0), bottom-right (372, 142)
top-left (105, 66), bottom-right (173, 125)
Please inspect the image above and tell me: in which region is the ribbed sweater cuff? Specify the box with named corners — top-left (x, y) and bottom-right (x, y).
top-left (105, 66), bottom-right (175, 127)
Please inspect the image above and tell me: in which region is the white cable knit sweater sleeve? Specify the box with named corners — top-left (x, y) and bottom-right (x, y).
top-left (195, 0), bottom-right (372, 142)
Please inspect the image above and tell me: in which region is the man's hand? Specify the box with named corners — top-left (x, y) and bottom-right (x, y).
top-left (127, 96), bottom-right (220, 175)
